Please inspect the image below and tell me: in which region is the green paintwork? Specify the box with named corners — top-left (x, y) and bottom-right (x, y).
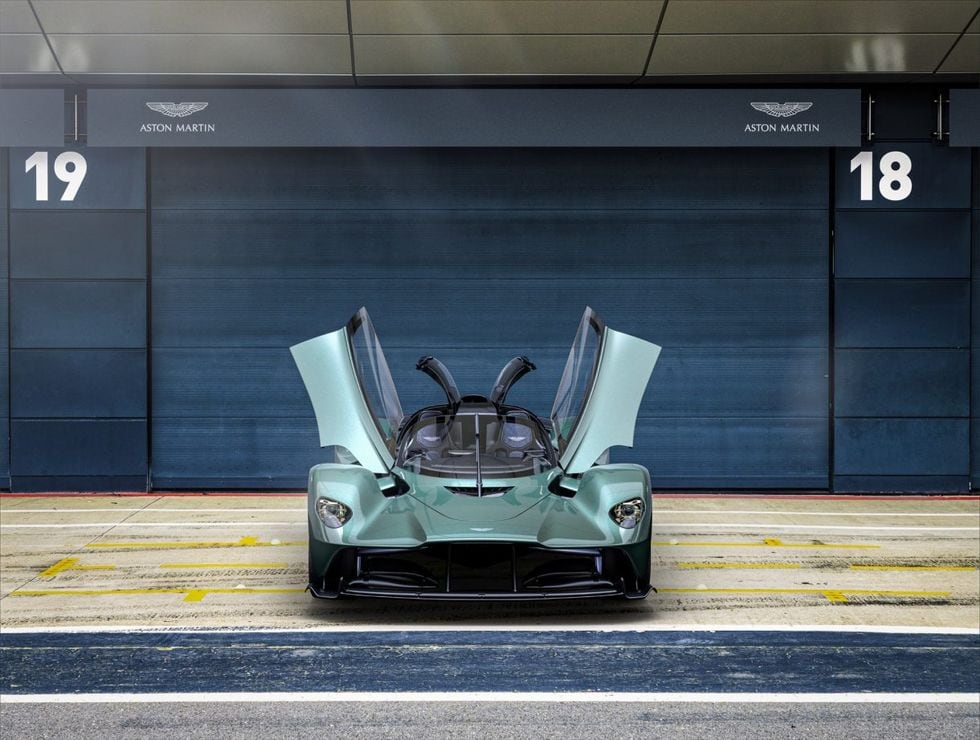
top-left (293, 307), bottom-right (660, 479)
top-left (307, 461), bottom-right (652, 576)
top-left (291, 327), bottom-right (394, 474)
top-left (293, 307), bottom-right (660, 587)
top-left (559, 327), bottom-right (661, 474)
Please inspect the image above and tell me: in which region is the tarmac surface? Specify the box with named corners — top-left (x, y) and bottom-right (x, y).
top-left (1, 493), bottom-right (978, 738)
top-left (2, 701), bottom-right (979, 740)
top-left (1, 493), bottom-right (978, 629)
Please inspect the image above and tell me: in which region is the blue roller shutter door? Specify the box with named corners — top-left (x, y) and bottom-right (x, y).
top-left (150, 148), bottom-right (829, 489)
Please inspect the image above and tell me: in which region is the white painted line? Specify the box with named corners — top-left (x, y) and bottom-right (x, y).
top-left (651, 524), bottom-right (979, 532)
top-left (2, 692), bottom-right (977, 705)
top-left (2, 522), bottom-right (978, 532)
top-left (2, 508), bottom-right (973, 517)
top-left (655, 510), bottom-right (980, 518)
top-left (1, 509), bottom-right (305, 514)
top-left (2, 625), bottom-right (978, 636)
top-left (0, 522), bottom-right (301, 529)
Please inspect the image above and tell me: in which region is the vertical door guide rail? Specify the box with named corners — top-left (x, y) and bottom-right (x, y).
top-left (933, 94), bottom-right (949, 142)
top-left (828, 148), bottom-right (837, 493)
top-left (865, 96), bottom-right (875, 142)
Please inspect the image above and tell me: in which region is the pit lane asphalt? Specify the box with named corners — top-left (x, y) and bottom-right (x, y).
top-left (2, 630), bottom-right (978, 694)
top-left (1, 494), bottom-right (978, 737)
top-left (2, 701), bottom-right (979, 740)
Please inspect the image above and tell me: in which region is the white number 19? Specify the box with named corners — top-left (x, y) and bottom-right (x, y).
top-left (849, 150), bottom-right (912, 202)
top-left (25, 151), bottom-right (88, 202)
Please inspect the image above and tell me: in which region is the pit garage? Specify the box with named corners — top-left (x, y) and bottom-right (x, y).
top-left (1, 0), bottom-right (979, 736)
top-left (2, 109), bottom-right (978, 494)
top-left (146, 146), bottom-right (831, 490)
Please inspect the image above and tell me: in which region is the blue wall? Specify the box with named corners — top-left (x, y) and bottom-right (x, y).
top-left (1, 94), bottom-right (976, 493)
top-left (150, 148), bottom-right (829, 489)
top-left (6, 148), bottom-right (148, 491)
top-left (833, 139), bottom-right (974, 492)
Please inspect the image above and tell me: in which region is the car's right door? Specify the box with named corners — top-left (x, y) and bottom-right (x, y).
top-left (550, 307), bottom-right (661, 474)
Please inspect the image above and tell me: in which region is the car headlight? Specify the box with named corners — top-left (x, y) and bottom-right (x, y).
top-left (315, 497), bottom-right (351, 529)
top-left (610, 498), bottom-right (645, 529)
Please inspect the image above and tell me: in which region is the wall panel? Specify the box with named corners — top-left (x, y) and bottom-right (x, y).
top-left (834, 143), bottom-right (973, 492)
top-left (6, 147), bottom-right (147, 491)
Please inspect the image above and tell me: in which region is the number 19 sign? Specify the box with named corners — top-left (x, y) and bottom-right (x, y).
top-left (25, 150), bottom-right (88, 201)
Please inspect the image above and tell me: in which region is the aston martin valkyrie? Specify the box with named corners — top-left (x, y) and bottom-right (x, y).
top-left (291, 307), bottom-right (661, 600)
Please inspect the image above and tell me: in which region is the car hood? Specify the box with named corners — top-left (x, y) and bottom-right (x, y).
top-left (399, 468), bottom-right (552, 522)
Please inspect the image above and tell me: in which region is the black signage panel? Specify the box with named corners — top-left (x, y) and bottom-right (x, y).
top-left (88, 88), bottom-right (860, 148)
top-left (0, 90), bottom-right (64, 146)
top-left (949, 89), bottom-right (980, 148)
top-left (8, 147), bottom-right (145, 210)
top-left (835, 143), bottom-right (972, 210)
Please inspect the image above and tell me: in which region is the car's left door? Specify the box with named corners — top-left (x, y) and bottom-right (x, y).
top-left (291, 307), bottom-right (404, 474)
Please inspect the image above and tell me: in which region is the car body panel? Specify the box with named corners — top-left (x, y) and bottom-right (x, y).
top-left (307, 463), bottom-right (651, 549)
top-left (290, 308), bottom-right (402, 474)
top-left (552, 308), bottom-right (662, 474)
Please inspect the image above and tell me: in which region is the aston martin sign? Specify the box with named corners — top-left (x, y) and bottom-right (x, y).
top-left (86, 88), bottom-right (860, 147)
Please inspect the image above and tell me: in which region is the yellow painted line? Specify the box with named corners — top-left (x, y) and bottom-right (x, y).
top-left (653, 537), bottom-right (879, 550)
top-left (849, 565), bottom-right (978, 571)
top-left (674, 562), bottom-right (802, 569)
top-left (37, 558), bottom-right (79, 577)
top-left (10, 587), bottom-right (305, 603)
top-left (85, 536), bottom-right (305, 550)
top-left (659, 587), bottom-right (950, 604)
top-left (38, 558), bottom-right (115, 577)
top-left (159, 562), bottom-right (289, 569)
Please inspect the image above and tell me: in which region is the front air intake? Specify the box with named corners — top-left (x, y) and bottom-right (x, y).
top-left (446, 486), bottom-right (513, 498)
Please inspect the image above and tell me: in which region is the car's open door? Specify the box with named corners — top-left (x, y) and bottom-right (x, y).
top-left (291, 308), bottom-right (404, 474)
top-left (551, 307), bottom-right (661, 474)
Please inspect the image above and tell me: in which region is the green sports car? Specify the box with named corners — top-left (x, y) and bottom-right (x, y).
top-left (291, 307), bottom-right (661, 600)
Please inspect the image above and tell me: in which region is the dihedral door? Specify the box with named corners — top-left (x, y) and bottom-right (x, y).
top-left (551, 308), bottom-right (662, 474)
top-left (291, 308), bottom-right (403, 474)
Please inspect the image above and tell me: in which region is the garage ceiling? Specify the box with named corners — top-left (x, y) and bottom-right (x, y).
top-left (1, 0), bottom-right (977, 85)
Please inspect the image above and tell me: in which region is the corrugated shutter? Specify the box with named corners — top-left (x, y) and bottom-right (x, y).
top-left (150, 148), bottom-right (829, 489)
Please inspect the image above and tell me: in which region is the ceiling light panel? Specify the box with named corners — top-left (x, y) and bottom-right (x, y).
top-left (47, 34), bottom-right (352, 75)
top-left (648, 34), bottom-right (957, 75)
top-left (350, 0), bottom-right (664, 34)
top-left (31, 0), bottom-right (348, 34)
top-left (661, 0), bottom-right (980, 34)
top-left (0, 33), bottom-right (59, 72)
top-left (354, 34), bottom-right (651, 76)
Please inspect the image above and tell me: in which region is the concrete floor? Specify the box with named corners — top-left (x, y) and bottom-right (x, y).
top-left (1, 493), bottom-right (977, 630)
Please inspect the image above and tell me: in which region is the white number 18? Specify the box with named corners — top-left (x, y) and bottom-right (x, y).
top-left (849, 150), bottom-right (912, 202)
top-left (25, 151), bottom-right (88, 202)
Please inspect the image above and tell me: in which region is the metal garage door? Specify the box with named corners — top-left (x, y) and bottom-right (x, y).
top-left (149, 148), bottom-right (829, 489)
top-left (0, 150), bottom-right (9, 487)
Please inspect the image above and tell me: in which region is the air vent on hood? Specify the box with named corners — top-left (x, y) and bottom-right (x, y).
top-left (446, 486), bottom-right (513, 498)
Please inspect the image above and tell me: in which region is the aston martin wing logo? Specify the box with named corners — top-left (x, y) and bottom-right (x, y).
top-left (750, 103), bottom-right (813, 118)
top-left (146, 102), bottom-right (209, 118)
top-left (750, 102), bottom-right (813, 118)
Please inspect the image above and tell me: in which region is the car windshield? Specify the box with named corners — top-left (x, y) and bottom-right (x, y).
top-left (397, 411), bottom-right (554, 478)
